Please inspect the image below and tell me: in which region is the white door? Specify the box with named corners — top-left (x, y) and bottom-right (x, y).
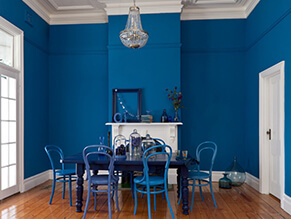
top-left (259, 61), bottom-right (285, 203)
top-left (268, 73), bottom-right (281, 199)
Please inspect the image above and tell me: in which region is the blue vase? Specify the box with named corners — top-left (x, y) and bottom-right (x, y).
top-left (219, 173), bottom-right (232, 189)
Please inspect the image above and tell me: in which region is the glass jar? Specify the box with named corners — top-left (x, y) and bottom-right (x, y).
top-left (129, 129), bottom-right (141, 156)
top-left (219, 173), bottom-right (232, 189)
top-left (226, 156), bottom-right (246, 186)
top-left (141, 134), bottom-right (156, 155)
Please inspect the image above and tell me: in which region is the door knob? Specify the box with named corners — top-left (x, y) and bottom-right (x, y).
top-left (266, 129), bottom-right (271, 140)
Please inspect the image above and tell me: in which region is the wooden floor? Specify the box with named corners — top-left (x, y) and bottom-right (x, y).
top-left (0, 180), bottom-right (290, 219)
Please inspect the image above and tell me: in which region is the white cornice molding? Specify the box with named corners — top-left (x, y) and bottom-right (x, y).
top-left (23, 0), bottom-right (51, 24)
top-left (181, 0), bottom-right (260, 20)
top-left (23, 0), bottom-right (260, 25)
top-left (103, 1), bottom-right (183, 16)
top-left (50, 13), bottom-right (108, 25)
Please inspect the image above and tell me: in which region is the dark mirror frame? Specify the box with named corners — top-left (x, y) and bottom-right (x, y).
top-left (112, 88), bottom-right (142, 123)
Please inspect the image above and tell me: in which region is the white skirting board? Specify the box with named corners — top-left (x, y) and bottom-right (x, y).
top-left (22, 170), bottom-right (52, 192)
top-left (282, 194), bottom-right (291, 215)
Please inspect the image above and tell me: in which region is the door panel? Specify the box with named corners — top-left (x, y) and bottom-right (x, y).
top-left (268, 73), bottom-right (281, 199)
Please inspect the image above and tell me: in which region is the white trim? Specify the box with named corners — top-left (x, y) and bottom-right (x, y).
top-left (259, 61), bottom-right (285, 203)
top-left (0, 16), bottom-right (24, 199)
top-left (22, 170), bottom-right (52, 192)
top-left (22, 0), bottom-right (259, 24)
top-left (22, 0), bottom-right (51, 24)
top-left (246, 172), bottom-right (259, 191)
top-left (282, 194), bottom-right (291, 215)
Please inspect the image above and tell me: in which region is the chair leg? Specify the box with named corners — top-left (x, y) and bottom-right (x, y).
top-left (209, 182), bottom-right (217, 207)
top-left (146, 184), bottom-right (151, 219)
top-left (198, 180), bottom-right (204, 201)
top-left (108, 186), bottom-right (112, 219)
top-left (49, 178), bottom-right (56, 205)
top-left (69, 175), bottom-right (72, 207)
top-left (141, 186), bottom-right (146, 199)
top-left (83, 187), bottom-right (91, 219)
top-left (63, 179), bottom-right (66, 199)
top-left (115, 183), bottom-right (120, 211)
top-left (154, 186), bottom-right (157, 211)
top-left (134, 183), bottom-right (138, 215)
top-left (94, 191), bottom-right (97, 211)
top-left (164, 183), bottom-right (175, 219)
top-left (191, 183), bottom-right (195, 212)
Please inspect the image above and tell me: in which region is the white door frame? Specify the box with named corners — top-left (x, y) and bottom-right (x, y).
top-left (0, 17), bottom-right (24, 196)
top-left (259, 61), bottom-right (285, 203)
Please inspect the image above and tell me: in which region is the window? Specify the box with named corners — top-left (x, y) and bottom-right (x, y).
top-left (0, 16), bottom-right (23, 200)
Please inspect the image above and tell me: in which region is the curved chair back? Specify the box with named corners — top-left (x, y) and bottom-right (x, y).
top-left (196, 141), bottom-right (217, 175)
top-left (44, 145), bottom-right (65, 173)
top-left (142, 145), bottom-right (172, 183)
top-left (83, 145), bottom-right (115, 182)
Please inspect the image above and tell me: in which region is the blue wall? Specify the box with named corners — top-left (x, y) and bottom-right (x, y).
top-left (181, 20), bottom-right (246, 170)
top-left (108, 14), bottom-right (181, 122)
top-left (245, 0), bottom-right (291, 195)
top-left (0, 0), bottom-right (50, 178)
top-left (49, 24), bottom-right (109, 155)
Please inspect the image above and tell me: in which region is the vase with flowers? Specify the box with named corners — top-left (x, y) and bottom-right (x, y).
top-left (166, 86), bottom-right (183, 122)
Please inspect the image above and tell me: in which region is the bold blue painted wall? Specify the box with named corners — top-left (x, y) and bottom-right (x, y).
top-left (0, 0), bottom-right (50, 178)
top-left (245, 0), bottom-right (291, 195)
top-left (108, 14), bottom-right (181, 122)
top-left (49, 24), bottom-right (109, 155)
top-left (181, 20), bottom-right (246, 171)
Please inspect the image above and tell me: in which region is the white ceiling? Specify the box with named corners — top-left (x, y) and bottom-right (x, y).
top-left (22, 0), bottom-right (260, 25)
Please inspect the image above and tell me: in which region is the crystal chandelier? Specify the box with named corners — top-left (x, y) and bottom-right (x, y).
top-left (119, 0), bottom-right (149, 49)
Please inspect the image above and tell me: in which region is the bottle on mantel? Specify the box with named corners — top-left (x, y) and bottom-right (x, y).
top-left (161, 109), bottom-right (168, 122)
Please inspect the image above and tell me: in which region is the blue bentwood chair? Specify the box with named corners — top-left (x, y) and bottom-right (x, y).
top-left (133, 145), bottom-right (175, 219)
top-left (82, 145), bottom-right (119, 219)
top-left (178, 141), bottom-right (217, 211)
top-left (44, 145), bottom-right (76, 206)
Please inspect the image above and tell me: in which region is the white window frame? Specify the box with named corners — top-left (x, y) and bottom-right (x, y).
top-left (0, 16), bottom-right (24, 195)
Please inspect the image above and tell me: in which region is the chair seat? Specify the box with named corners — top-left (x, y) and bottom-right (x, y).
top-left (188, 171), bottom-right (210, 180)
top-left (56, 169), bottom-right (75, 176)
top-left (91, 174), bottom-right (118, 185)
top-left (134, 175), bottom-right (164, 186)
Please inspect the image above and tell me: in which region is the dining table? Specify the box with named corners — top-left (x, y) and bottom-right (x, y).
top-left (62, 152), bottom-right (194, 215)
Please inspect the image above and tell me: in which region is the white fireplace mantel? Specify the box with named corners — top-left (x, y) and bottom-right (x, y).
top-left (106, 122), bottom-right (183, 184)
top-left (106, 122), bottom-right (182, 151)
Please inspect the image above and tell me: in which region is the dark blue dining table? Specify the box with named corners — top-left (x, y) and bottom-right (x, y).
top-left (62, 152), bottom-right (192, 215)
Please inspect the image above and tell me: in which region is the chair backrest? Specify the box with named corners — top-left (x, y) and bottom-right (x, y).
top-left (142, 145), bottom-right (172, 183)
top-left (44, 145), bottom-right (65, 173)
top-left (196, 141), bottom-right (217, 174)
top-left (83, 145), bottom-right (115, 182)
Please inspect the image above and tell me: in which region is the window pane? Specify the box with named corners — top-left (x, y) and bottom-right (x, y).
top-left (9, 99), bottom-right (16, 121)
top-left (9, 122), bottom-right (16, 143)
top-left (0, 29), bottom-right (13, 67)
top-left (8, 77), bottom-right (16, 99)
top-left (9, 144), bottom-right (16, 165)
top-left (1, 144), bottom-right (8, 167)
top-left (1, 98), bottom-right (8, 120)
top-left (9, 165), bottom-right (16, 187)
top-left (1, 121), bottom-right (8, 143)
top-left (1, 76), bottom-right (8, 98)
top-left (1, 167), bottom-right (8, 190)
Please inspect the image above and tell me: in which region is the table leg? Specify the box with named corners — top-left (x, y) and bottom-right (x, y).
top-left (177, 168), bottom-right (181, 199)
top-left (76, 164), bottom-right (85, 212)
top-left (181, 166), bottom-right (189, 215)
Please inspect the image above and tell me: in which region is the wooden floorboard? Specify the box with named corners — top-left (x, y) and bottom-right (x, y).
top-left (0, 180), bottom-right (290, 219)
